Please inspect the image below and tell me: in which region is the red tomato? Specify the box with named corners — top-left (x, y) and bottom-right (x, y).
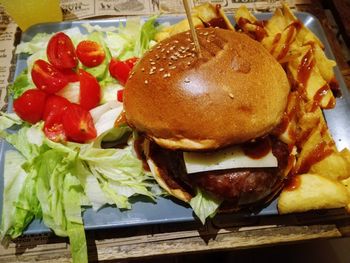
top-left (125, 57), bottom-right (138, 68)
top-left (44, 112), bottom-right (67, 142)
top-left (31, 59), bottom-right (68, 94)
top-left (79, 69), bottom-right (101, 110)
top-left (76, 40), bottom-right (106, 67)
top-left (109, 58), bottom-right (132, 86)
top-left (117, 89), bottom-right (123, 102)
top-left (60, 68), bottom-right (79, 83)
top-left (47, 32), bottom-right (78, 69)
top-left (62, 103), bottom-right (97, 143)
top-left (43, 95), bottom-right (71, 121)
top-left (13, 89), bottom-right (47, 124)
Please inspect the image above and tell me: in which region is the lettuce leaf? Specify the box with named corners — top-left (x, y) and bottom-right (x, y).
top-left (189, 188), bottom-right (222, 224)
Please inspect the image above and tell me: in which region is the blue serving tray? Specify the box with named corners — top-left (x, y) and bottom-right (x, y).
top-left (1, 12), bottom-right (350, 235)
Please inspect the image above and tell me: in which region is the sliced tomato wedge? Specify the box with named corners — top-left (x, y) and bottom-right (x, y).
top-left (76, 40), bottom-right (106, 67)
top-left (79, 69), bottom-right (101, 110)
top-left (47, 32), bottom-right (78, 69)
top-left (44, 112), bottom-right (67, 142)
top-left (31, 59), bottom-right (69, 94)
top-left (109, 58), bottom-right (132, 86)
top-left (125, 57), bottom-right (139, 68)
top-left (43, 95), bottom-right (71, 121)
top-left (62, 103), bottom-right (97, 143)
top-left (13, 89), bottom-right (47, 124)
top-left (117, 89), bottom-right (123, 102)
top-left (60, 68), bottom-right (79, 83)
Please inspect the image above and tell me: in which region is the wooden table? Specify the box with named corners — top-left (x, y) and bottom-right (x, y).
top-left (1, 1), bottom-right (350, 262)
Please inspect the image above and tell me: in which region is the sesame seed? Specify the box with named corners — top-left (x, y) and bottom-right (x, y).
top-left (159, 68), bottom-right (164, 72)
top-left (187, 61), bottom-right (191, 65)
top-left (169, 65), bottom-right (177, 70)
top-left (141, 68), bottom-right (145, 72)
top-left (145, 80), bottom-right (148, 84)
top-left (174, 40), bottom-right (179, 43)
top-left (229, 93), bottom-right (234, 99)
top-left (150, 62), bottom-right (156, 65)
top-left (184, 78), bottom-right (190, 83)
top-left (203, 32), bottom-right (209, 36)
top-left (161, 48), bottom-right (165, 52)
top-left (149, 58), bottom-right (153, 62)
top-left (166, 50), bottom-right (170, 54)
top-left (163, 73), bottom-right (170, 78)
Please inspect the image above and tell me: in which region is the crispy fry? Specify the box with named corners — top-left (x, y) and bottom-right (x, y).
top-left (310, 149), bottom-right (350, 181)
top-left (155, 3), bottom-right (233, 42)
top-left (278, 174), bottom-right (350, 214)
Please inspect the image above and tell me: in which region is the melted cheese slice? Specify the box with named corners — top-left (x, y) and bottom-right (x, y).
top-left (183, 145), bottom-right (278, 174)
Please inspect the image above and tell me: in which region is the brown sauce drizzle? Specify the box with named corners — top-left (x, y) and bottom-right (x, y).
top-left (133, 136), bottom-right (150, 171)
top-left (284, 175), bottom-right (301, 191)
top-left (242, 137), bottom-right (272, 159)
top-left (270, 33), bottom-right (282, 55)
top-left (204, 17), bottom-right (228, 29)
top-left (296, 141), bottom-right (334, 175)
top-left (236, 17), bottom-right (267, 41)
top-left (276, 21), bottom-right (302, 61)
top-left (203, 4), bottom-right (229, 29)
top-left (311, 84), bottom-right (336, 111)
top-left (297, 48), bottom-right (315, 90)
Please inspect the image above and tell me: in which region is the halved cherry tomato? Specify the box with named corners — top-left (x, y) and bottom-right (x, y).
top-left (13, 89), bottom-right (47, 124)
top-left (117, 89), bottom-right (123, 102)
top-left (60, 68), bottom-right (79, 83)
top-left (109, 58), bottom-right (132, 86)
top-left (31, 59), bottom-right (68, 94)
top-left (47, 32), bottom-right (78, 69)
top-left (44, 112), bottom-right (67, 142)
top-left (125, 57), bottom-right (138, 68)
top-left (79, 69), bottom-right (101, 110)
top-left (43, 95), bottom-right (71, 121)
top-left (62, 103), bottom-right (97, 143)
top-left (76, 40), bottom-right (106, 67)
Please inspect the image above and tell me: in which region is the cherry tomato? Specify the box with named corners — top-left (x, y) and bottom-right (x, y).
top-left (47, 32), bottom-right (78, 69)
top-left (125, 57), bottom-right (138, 68)
top-left (13, 89), bottom-right (47, 124)
top-left (62, 103), bottom-right (97, 143)
top-left (109, 58), bottom-right (132, 86)
top-left (44, 112), bottom-right (67, 142)
top-left (117, 89), bottom-right (123, 102)
top-left (78, 69), bottom-right (101, 110)
top-left (60, 68), bottom-right (79, 83)
top-left (31, 59), bottom-right (68, 94)
top-left (76, 40), bottom-right (106, 67)
top-left (43, 95), bottom-right (71, 121)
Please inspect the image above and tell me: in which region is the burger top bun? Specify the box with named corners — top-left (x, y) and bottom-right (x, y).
top-left (124, 28), bottom-right (290, 150)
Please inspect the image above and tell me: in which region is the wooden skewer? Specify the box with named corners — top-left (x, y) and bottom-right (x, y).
top-left (182, 0), bottom-right (202, 58)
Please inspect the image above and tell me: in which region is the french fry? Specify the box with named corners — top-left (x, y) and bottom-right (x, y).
top-left (278, 173), bottom-right (350, 214)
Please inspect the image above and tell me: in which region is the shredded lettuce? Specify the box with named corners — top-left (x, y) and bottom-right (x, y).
top-left (1, 17), bottom-right (162, 262)
top-left (8, 70), bottom-right (32, 99)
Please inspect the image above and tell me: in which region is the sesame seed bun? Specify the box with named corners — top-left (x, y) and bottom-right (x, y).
top-left (124, 28), bottom-right (290, 150)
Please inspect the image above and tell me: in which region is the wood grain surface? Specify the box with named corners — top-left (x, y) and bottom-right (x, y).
top-left (1, 1), bottom-right (350, 262)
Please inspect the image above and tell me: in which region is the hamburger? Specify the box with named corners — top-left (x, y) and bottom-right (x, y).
top-left (123, 27), bottom-right (291, 215)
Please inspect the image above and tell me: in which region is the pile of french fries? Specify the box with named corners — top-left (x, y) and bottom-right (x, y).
top-left (155, 3), bottom-right (350, 214)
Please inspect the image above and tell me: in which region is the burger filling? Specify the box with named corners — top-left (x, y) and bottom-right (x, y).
top-left (142, 136), bottom-right (290, 208)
